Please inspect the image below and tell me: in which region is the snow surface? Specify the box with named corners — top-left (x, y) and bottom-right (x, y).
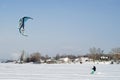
top-left (0, 63), bottom-right (120, 80)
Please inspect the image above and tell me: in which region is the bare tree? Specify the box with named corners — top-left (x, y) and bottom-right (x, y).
top-left (88, 47), bottom-right (104, 61)
top-left (55, 54), bottom-right (60, 60)
top-left (30, 52), bottom-right (41, 63)
top-left (20, 50), bottom-right (25, 63)
top-left (110, 48), bottom-right (120, 61)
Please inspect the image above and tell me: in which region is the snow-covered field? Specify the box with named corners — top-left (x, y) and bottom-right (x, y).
top-left (0, 63), bottom-right (120, 80)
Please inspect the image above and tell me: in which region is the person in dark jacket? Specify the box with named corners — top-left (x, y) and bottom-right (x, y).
top-left (91, 66), bottom-right (96, 74)
top-left (92, 66), bottom-right (96, 72)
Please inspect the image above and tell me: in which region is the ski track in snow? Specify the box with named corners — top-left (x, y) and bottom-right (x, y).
top-left (0, 63), bottom-right (120, 80)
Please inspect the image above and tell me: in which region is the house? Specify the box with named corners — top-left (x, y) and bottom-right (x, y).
top-left (46, 59), bottom-right (56, 64)
top-left (58, 57), bottom-right (71, 64)
top-left (74, 58), bottom-right (81, 63)
top-left (80, 57), bottom-right (89, 63)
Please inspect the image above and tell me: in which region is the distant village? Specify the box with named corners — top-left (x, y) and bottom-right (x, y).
top-left (1, 47), bottom-right (120, 64)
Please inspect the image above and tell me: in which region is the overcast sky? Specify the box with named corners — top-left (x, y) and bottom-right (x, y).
top-left (0, 0), bottom-right (120, 60)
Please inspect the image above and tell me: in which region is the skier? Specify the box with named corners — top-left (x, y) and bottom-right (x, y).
top-left (90, 66), bottom-right (96, 74)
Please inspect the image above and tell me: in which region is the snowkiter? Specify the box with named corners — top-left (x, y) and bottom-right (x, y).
top-left (91, 66), bottom-right (96, 74)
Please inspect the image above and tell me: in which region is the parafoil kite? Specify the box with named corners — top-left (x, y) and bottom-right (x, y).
top-left (18, 16), bottom-right (33, 36)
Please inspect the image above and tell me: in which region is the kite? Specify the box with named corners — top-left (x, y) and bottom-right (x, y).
top-left (18, 16), bottom-right (33, 36)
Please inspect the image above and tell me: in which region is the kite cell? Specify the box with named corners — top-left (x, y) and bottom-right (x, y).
top-left (18, 16), bottom-right (33, 36)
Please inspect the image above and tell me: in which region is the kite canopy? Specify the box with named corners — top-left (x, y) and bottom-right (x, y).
top-left (18, 16), bottom-right (33, 36)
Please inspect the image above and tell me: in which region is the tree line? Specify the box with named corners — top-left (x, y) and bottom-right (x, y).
top-left (18, 47), bottom-right (120, 63)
